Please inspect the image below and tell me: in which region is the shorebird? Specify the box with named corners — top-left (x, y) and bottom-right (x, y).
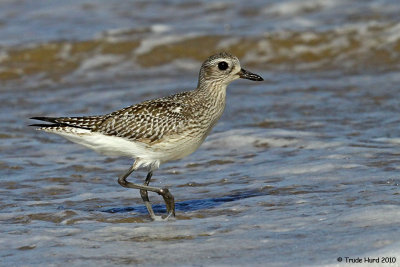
top-left (30, 52), bottom-right (263, 220)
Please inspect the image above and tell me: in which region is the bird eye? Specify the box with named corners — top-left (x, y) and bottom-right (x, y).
top-left (218, 61), bottom-right (229, 71)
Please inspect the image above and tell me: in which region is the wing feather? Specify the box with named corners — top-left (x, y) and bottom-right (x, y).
top-left (31, 91), bottom-right (194, 144)
top-left (93, 92), bottom-right (192, 144)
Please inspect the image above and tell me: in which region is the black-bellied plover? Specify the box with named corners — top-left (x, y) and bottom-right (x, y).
top-left (30, 52), bottom-right (263, 220)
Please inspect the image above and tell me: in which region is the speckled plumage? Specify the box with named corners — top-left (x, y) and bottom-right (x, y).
top-left (41, 92), bottom-right (194, 143)
top-left (31, 52), bottom-right (263, 220)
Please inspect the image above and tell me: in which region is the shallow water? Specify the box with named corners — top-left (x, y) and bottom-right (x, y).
top-left (1, 0), bottom-right (400, 266)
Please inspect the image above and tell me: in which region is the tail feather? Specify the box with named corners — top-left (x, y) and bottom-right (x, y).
top-left (29, 116), bottom-right (92, 130)
top-left (30, 116), bottom-right (59, 123)
top-left (29, 123), bottom-right (61, 127)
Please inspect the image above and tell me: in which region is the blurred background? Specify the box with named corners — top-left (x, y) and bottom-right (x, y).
top-left (1, 0), bottom-right (400, 266)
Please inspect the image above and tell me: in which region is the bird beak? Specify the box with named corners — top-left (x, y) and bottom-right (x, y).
top-left (238, 68), bottom-right (264, 81)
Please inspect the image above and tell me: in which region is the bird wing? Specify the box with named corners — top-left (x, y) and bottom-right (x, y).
top-left (31, 92), bottom-right (193, 144)
top-left (92, 94), bottom-right (191, 144)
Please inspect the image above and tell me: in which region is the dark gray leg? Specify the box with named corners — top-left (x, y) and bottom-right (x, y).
top-left (140, 172), bottom-right (156, 219)
top-left (117, 164), bottom-right (175, 220)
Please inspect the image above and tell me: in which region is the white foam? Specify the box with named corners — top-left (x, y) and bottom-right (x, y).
top-left (374, 137), bottom-right (400, 145)
top-left (204, 128), bottom-right (343, 151)
top-left (217, 37), bottom-right (241, 49)
top-left (264, 0), bottom-right (339, 16)
top-left (338, 206), bottom-right (400, 227)
top-left (101, 27), bottom-right (133, 36)
top-left (0, 50), bottom-right (9, 63)
top-left (58, 43), bottom-right (72, 60)
top-left (135, 34), bottom-right (194, 55)
top-left (272, 162), bottom-right (361, 176)
top-left (76, 54), bottom-right (123, 73)
top-left (151, 24), bottom-right (171, 33)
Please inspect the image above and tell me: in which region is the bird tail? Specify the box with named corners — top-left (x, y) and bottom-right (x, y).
top-left (29, 116), bottom-right (92, 130)
top-left (29, 117), bottom-right (63, 128)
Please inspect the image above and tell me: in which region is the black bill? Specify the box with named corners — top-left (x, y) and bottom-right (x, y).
top-left (238, 68), bottom-right (263, 81)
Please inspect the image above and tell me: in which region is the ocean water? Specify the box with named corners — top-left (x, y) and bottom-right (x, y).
top-left (1, 0), bottom-right (400, 266)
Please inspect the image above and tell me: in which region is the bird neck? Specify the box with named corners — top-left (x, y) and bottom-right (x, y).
top-left (193, 80), bottom-right (227, 124)
top-left (195, 80), bottom-right (227, 102)
top-left (196, 68), bottom-right (227, 96)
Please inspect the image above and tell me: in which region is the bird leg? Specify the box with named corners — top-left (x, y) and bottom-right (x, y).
top-left (117, 164), bottom-right (175, 220)
top-left (140, 171), bottom-right (156, 220)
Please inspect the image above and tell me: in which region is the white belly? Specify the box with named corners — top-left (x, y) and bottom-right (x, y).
top-left (43, 127), bottom-right (206, 169)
